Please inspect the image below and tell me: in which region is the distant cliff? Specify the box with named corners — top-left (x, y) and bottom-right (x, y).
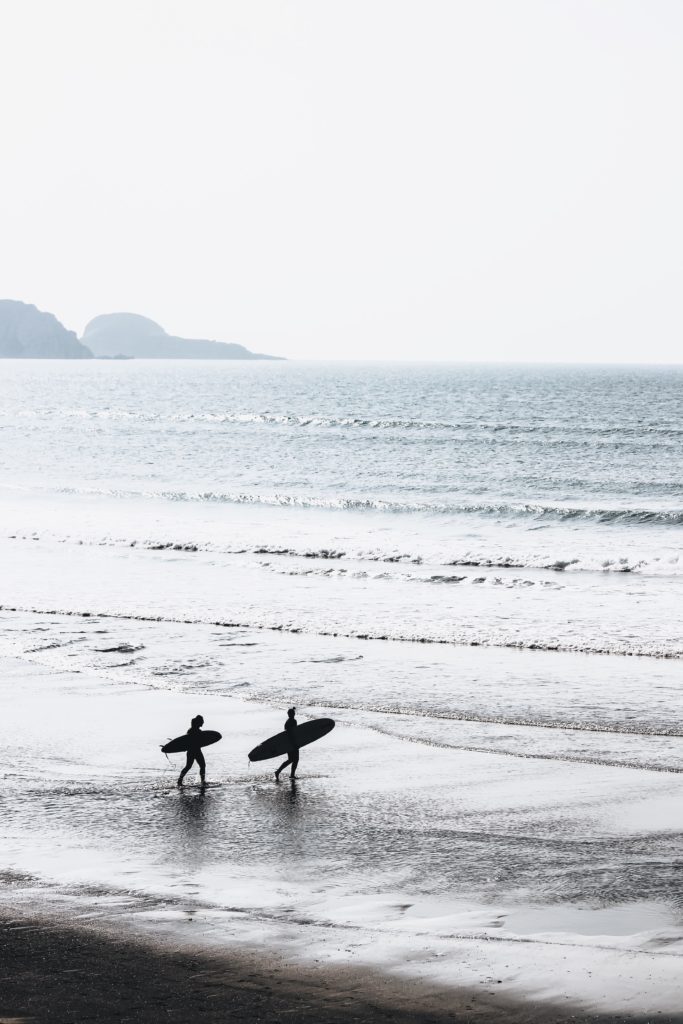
top-left (82, 313), bottom-right (281, 360)
top-left (0, 301), bottom-right (92, 358)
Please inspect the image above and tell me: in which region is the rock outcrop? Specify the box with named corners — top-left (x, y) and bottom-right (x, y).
top-left (82, 313), bottom-right (280, 359)
top-left (0, 300), bottom-right (93, 358)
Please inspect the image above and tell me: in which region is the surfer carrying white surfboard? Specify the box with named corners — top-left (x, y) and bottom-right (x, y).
top-left (177, 714), bottom-right (207, 788)
top-left (274, 707), bottom-right (299, 781)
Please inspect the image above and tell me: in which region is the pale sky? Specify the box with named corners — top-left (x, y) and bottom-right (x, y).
top-left (1, 0), bottom-right (682, 361)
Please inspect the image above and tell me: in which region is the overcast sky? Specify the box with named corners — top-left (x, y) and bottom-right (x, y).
top-left (1, 1), bottom-right (682, 361)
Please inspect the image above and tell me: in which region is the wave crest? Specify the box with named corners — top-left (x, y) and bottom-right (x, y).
top-left (13, 406), bottom-right (683, 438)
top-left (56, 486), bottom-right (683, 527)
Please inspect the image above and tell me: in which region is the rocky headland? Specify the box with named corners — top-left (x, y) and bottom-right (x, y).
top-left (0, 300), bottom-right (92, 358)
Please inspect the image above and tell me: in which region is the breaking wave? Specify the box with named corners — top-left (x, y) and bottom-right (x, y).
top-left (11, 406), bottom-right (683, 438)
top-left (2, 603), bottom-right (682, 661)
top-left (55, 486), bottom-right (683, 527)
top-left (4, 530), bottom-right (663, 575)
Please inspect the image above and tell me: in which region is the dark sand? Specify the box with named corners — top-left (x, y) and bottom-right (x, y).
top-left (1, 915), bottom-right (681, 1024)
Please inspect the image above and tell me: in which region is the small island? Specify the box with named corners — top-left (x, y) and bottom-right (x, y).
top-left (82, 312), bottom-right (283, 360)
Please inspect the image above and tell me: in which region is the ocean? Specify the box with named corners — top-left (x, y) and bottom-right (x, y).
top-left (1, 359), bottom-right (682, 1015)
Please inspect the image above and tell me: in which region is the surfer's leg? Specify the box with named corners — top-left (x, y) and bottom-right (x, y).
top-left (197, 750), bottom-right (206, 784)
top-left (290, 750), bottom-right (299, 779)
top-left (275, 757), bottom-right (291, 780)
top-left (178, 753), bottom-right (194, 786)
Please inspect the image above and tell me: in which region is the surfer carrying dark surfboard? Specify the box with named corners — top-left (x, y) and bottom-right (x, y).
top-left (274, 707), bottom-right (299, 780)
top-left (177, 714), bottom-right (207, 788)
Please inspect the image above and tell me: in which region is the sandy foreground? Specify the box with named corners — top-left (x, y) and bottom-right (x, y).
top-left (1, 627), bottom-right (683, 1022)
top-left (1, 911), bottom-right (681, 1024)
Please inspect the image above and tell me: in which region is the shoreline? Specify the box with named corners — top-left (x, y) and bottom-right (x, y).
top-left (2, 624), bottom-right (683, 1020)
top-left (2, 911), bottom-right (680, 1024)
top-left (2, 599), bottom-right (682, 662)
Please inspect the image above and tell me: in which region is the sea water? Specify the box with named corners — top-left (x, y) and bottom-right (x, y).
top-left (1, 360), bottom-right (682, 1013)
top-left (1, 359), bottom-right (682, 654)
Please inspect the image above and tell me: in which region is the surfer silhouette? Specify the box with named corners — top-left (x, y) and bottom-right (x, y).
top-left (275, 707), bottom-right (299, 781)
top-left (177, 715), bottom-right (207, 788)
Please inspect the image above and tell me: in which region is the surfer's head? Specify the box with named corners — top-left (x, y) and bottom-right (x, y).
top-left (287, 707), bottom-right (296, 718)
top-left (191, 714), bottom-right (204, 728)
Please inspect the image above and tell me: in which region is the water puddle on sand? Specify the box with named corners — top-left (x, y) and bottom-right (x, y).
top-left (506, 900), bottom-right (680, 937)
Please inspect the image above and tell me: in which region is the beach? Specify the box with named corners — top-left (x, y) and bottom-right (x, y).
top-left (1, 638), bottom-right (682, 1021)
top-left (2, 915), bottom-right (680, 1024)
top-left (1, 359), bottom-right (682, 1020)
top-left (0, 912), bottom-right (492, 1024)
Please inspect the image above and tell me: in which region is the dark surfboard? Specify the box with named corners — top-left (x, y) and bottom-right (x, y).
top-left (248, 718), bottom-right (335, 762)
top-left (161, 730), bottom-right (222, 754)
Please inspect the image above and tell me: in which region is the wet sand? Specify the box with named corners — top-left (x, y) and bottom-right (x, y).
top-left (1, 911), bottom-right (454, 1024)
top-left (2, 618), bottom-right (683, 1020)
top-left (3, 912), bottom-right (681, 1024)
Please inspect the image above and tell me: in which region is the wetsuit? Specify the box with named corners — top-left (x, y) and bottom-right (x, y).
top-left (275, 716), bottom-right (299, 778)
top-left (178, 725), bottom-right (206, 785)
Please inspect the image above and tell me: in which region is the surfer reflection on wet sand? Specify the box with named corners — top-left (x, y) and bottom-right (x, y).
top-left (275, 707), bottom-right (299, 781)
top-left (177, 714), bottom-right (207, 789)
